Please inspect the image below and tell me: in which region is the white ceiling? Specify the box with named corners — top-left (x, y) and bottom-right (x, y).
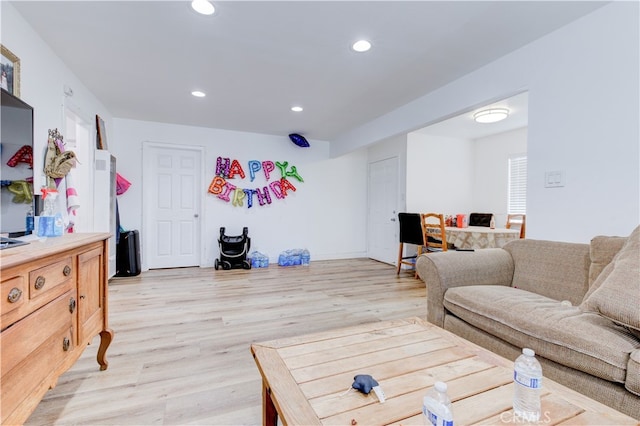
top-left (416, 91), bottom-right (529, 139)
top-left (11, 1), bottom-right (606, 142)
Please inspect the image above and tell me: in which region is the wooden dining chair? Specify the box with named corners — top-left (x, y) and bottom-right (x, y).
top-left (506, 214), bottom-right (526, 238)
top-left (396, 213), bottom-right (424, 275)
top-left (416, 213), bottom-right (448, 278)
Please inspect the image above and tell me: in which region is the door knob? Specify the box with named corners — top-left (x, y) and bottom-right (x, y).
top-left (194, 214), bottom-right (199, 218)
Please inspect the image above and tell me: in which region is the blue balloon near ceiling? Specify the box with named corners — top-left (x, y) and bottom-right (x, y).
top-left (289, 133), bottom-right (310, 148)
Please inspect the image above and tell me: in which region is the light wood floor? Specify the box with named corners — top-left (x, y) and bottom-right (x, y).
top-left (26, 259), bottom-right (425, 425)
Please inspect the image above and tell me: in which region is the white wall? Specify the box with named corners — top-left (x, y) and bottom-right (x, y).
top-left (332, 3), bottom-right (639, 242)
top-left (113, 119), bottom-right (368, 268)
top-left (406, 133), bottom-right (475, 215)
top-left (472, 127), bottom-right (527, 227)
top-left (1, 2), bottom-right (113, 224)
top-left (405, 127), bottom-right (527, 226)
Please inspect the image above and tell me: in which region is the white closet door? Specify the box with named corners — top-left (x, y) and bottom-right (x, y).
top-left (143, 143), bottom-right (202, 269)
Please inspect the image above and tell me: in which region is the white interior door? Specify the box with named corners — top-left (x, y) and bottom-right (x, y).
top-left (143, 143), bottom-right (202, 269)
top-left (367, 157), bottom-right (399, 264)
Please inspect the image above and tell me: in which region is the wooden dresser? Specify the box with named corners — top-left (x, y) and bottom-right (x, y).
top-left (0, 233), bottom-right (114, 425)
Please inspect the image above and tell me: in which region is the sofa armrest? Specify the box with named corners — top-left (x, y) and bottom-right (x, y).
top-left (416, 248), bottom-right (514, 327)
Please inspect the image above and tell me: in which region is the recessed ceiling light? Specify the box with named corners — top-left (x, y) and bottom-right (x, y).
top-left (191, 0), bottom-right (215, 15)
top-left (473, 108), bottom-right (509, 123)
top-left (291, 106), bottom-right (303, 112)
top-left (352, 40), bottom-right (372, 53)
top-left (191, 91), bottom-right (206, 97)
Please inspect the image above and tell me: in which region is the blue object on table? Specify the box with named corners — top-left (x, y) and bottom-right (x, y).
top-left (352, 374), bottom-right (379, 394)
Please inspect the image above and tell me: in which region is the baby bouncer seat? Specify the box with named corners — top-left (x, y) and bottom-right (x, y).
top-left (215, 227), bottom-right (251, 270)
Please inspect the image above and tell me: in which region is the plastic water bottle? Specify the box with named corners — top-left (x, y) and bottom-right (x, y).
top-left (25, 208), bottom-right (34, 234)
top-left (423, 381), bottom-right (453, 426)
top-left (292, 249), bottom-right (301, 265)
top-left (301, 249), bottom-right (310, 266)
top-left (513, 348), bottom-right (542, 422)
top-left (53, 212), bottom-right (64, 236)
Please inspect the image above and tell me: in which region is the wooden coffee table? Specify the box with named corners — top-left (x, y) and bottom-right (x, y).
top-left (251, 317), bottom-right (638, 425)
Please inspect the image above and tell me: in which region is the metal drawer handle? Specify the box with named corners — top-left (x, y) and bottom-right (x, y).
top-left (34, 276), bottom-right (46, 290)
top-left (69, 297), bottom-right (76, 313)
top-left (63, 265), bottom-right (72, 276)
top-left (62, 337), bottom-right (70, 351)
top-left (7, 287), bottom-right (22, 303)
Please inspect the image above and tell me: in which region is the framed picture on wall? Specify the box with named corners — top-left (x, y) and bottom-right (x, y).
top-left (96, 115), bottom-right (108, 150)
top-left (1, 44), bottom-right (20, 97)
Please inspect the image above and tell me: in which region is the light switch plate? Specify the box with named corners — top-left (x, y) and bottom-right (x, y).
top-left (545, 170), bottom-right (565, 188)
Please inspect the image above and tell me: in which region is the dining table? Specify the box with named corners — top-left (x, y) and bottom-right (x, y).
top-left (445, 226), bottom-right (520, 249)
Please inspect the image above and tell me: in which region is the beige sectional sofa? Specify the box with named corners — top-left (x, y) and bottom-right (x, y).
top-left (416, 226), bottom-right (640, 419)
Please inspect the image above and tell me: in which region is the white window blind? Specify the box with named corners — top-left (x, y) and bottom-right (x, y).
top-left (508, 155), bottom-right (527, 214)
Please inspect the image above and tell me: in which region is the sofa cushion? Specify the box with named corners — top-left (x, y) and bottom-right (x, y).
top-left (581, 226), bottom-right (640, 338)
top-left (503, 239), bottom-right (590, 305)
top-left (443, 285), bottom-right (640, 383)
top-left (588, 235), bottom-right (627, 287)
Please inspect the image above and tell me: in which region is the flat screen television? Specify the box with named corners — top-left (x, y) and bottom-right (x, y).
top-left (1, 88), bottom-right (34, 237)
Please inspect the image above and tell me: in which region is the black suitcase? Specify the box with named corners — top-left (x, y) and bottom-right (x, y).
top-left (116, 230), bottom-right (141, 277)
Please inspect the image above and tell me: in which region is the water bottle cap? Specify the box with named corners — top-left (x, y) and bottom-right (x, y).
top-left (523, 348), bottom-right (535, 357)
top-left (434, 381), bottom-right (447, 393)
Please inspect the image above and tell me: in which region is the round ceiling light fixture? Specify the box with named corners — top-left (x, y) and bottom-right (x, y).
top-left (352, 39), bottom-right (372, 53)
top-left (473, 108), bottom-right (510, 124)
top-left (191, 91), bottom-right (206, 97)
top-left (291, 106), bottom-right (303, 112)
top-left (191, 0), bottom-right (215, 15)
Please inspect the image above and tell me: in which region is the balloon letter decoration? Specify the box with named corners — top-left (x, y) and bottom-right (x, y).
top-left (289, 133), bottom-right (310, 148)
top-left (248, 160), bottom-right (262, 182)
top-left (255, 187), bottom-right (272, 206)
top-left (6, 145), bottom-right (34, 168)
top-left (218, 181), bottom-right (235, 202)
top-left (216, 157), bottom-right (230, 177)
top-left (243, 188), bottom-right (255, 208)
top-left (262, 161), bottom-right (275, 180)
top-left (286, 165), bottom-right (303, 182)
top-left (228, 159), bottom-right (246, 179)
top-left (280, 178), bottom-right (297, 196)
top-left (269, 180), bottom-right (284, 199)
top-left (232, 188), bottom-right (246, 207)
top-left (276, 161), bottom-right (304, 182)
top-left (208, 176), bottom-right (226, 195)
top-left (209, 157), bottom-right (303, 208)
top-left (276, 161), bottom-right (288, 178)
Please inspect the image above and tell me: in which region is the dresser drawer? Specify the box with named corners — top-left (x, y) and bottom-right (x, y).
top-left (1, 276), bottom-right (27, 320)
top-left (29, 257), bottom-right (73, 301)
top-left (1, 325), bottom-right (74, 425)
top-left (1, 290), bottom-right (75, 375)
